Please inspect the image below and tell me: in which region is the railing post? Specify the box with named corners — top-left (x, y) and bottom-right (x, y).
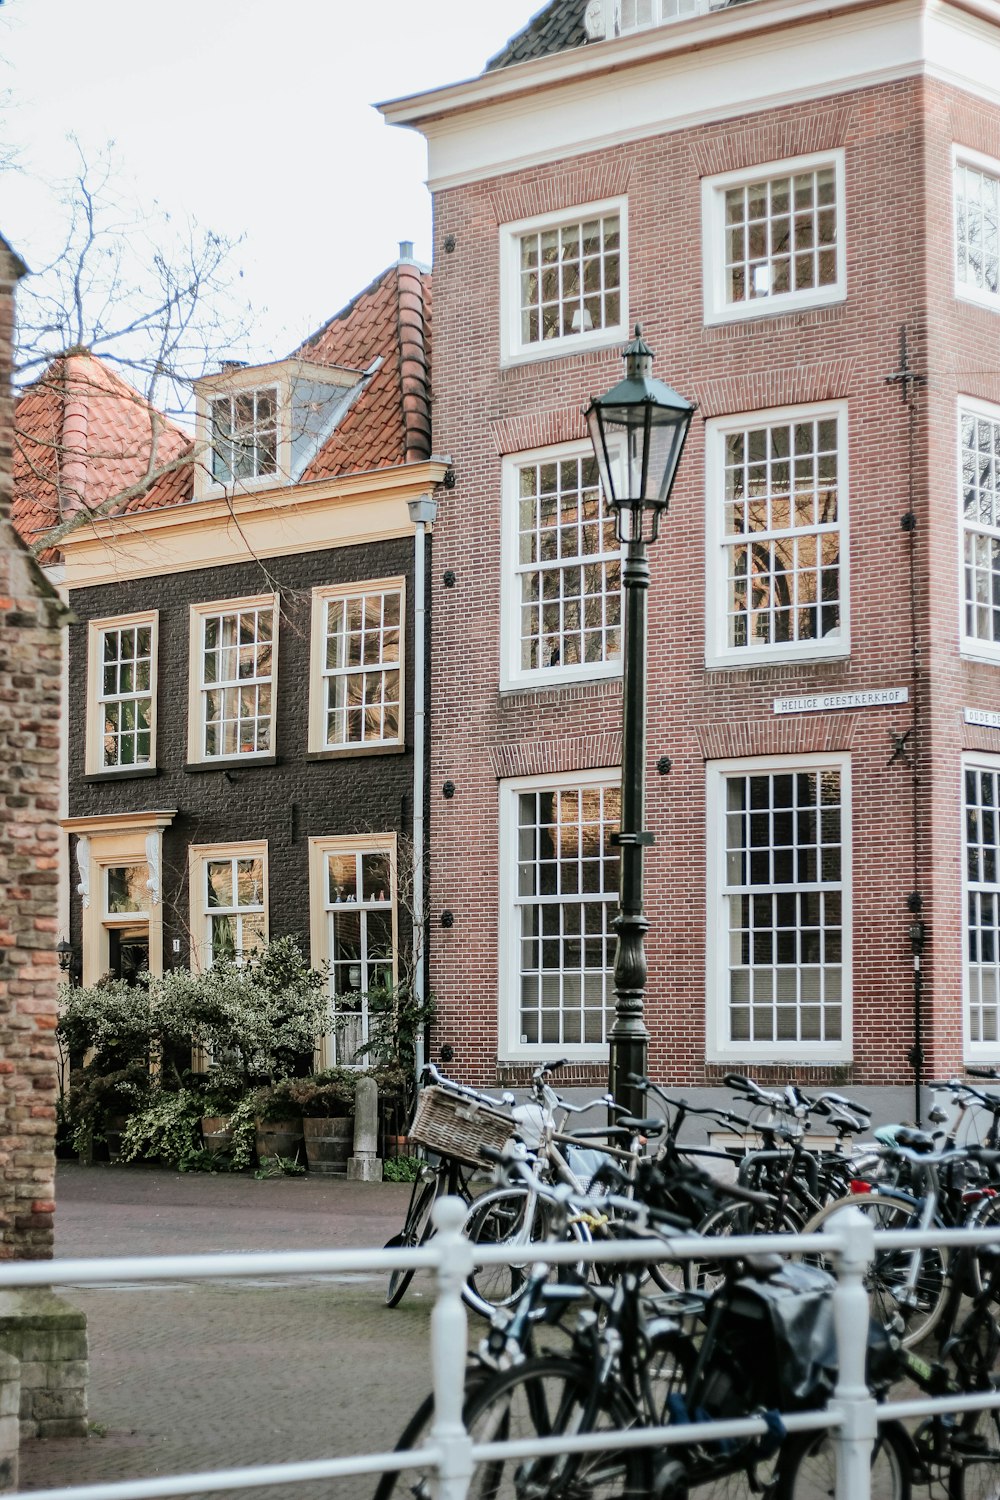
top-left (430, 1195), bottom-right (475, 1500)
top-left (829, 1204), bottom-right (878, 1500)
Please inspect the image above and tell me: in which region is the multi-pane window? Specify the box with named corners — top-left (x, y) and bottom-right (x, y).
top-left (956, 156), bottom-right (1000, 306)
top-left (618, 0), bottom-right (695, 30)
top-left (716, 763), bottom-right (847, 1053)
top-left (98, 622), bottom-right (154, 768)
top-left (518, 211), bottom-right (621, 346)
top-left (961, 405), bottom-right (1000, 652)
top-left (509, 449), bottom-right (621, 682)
top-left (725, 167), bottom-right (836, 304)
top-left (966, 764), bottom-right (1000, 1048)
top-left (324, 846), bottom-right (395, 1065)
top-left (507, 778), bottom-right (620, 1053)
top-left (312, 583), bottom-right (403, 751)
top-left (703, 155), bottom-right (845, 323)
top-left (203, 855), bottom-right (266, 965)
top-left (713, 408), bottom-right (843, 661)
top-left (210, 387), bottom-right (278, 484)
top-left (194, 599), bottom-right (276, 759)
top-left (502, 201), bottom-right (628, 361)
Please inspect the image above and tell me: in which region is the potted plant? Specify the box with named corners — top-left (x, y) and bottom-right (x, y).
top-left (286, 1072), bottom-right (357, 1175)
top-left (252, 1079), bottom-right (305, 1166)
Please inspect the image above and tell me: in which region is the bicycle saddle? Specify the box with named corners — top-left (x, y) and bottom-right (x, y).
top-left (893, 1127), bottom-right (935, 1153)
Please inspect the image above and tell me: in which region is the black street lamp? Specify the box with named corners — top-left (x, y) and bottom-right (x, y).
top-left (584, 326), bottom-right (694, 1118)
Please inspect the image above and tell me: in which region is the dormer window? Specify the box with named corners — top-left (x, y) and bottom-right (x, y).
top-left (194, 357), bottom-right (368, 499)
top-left (618, 0), bottom-right (696, 30)
top-left (210, 388), bottom-right (278, 484)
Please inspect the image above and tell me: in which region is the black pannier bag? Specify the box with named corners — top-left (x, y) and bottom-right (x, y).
top-left (703, 1263), bottom-right (838, 1414)
top-left (701, 1261), bottom-right (904, 1417)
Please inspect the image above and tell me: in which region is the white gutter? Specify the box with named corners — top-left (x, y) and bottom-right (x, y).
top-left (407, 494), bottom-right (438, 1083)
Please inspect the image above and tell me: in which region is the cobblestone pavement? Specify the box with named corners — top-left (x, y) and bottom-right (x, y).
top-left (18, 1164), bottom-right (452, 1498)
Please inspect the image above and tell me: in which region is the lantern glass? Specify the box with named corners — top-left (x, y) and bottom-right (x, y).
top-left (584, 327), bottom-right (694, 545)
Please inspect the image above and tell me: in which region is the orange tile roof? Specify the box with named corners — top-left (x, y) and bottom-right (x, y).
top-left (12, 261), bottom-right (432, 554)
top-left (295, 261), bottom-right (432, 479)
top-left (12, 354), bottom-right (193, 558)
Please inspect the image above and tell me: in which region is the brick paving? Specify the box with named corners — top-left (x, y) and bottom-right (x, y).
top-left (17, 1164), bottom-right (449, 1498)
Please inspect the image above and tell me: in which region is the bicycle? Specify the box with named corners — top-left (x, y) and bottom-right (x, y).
top-left (384, 1058), bottom-right (515, 1308)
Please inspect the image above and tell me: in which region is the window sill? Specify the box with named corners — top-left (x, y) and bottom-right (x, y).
top-left (703, 289), bottom-right (846, 328)
top-left (499, 332), bottom-right (628, 371)
top-left (503, 672), bottom-right (620, 699)
top-left (706, 1048), bottom-right (852, 1065)
top-left (183, 755), bottom-right (279, 773)
top-left (704, 642), bottom-right (850, 673)
top-left (83, 766), bottom-right (161, 784)
top-left (960, 645), bottom-right (1000, 669)
top-left (305, 742), bottom-right (406, 762)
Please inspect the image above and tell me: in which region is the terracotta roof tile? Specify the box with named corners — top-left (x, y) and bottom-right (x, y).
top-left (12, 262), bottom-right (432, 554)
top-left (295, 262), bottom-right (432, 480)
top-left (12, 354), bottom-right (193, 558)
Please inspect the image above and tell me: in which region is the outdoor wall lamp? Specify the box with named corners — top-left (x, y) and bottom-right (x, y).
top-left (56, 937), bottom-right (81, 984)
top-left (583, 326), bottom-right (694, 1117)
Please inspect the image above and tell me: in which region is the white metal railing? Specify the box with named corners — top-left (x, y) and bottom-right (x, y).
top-left (5, 1200), bottom-right (1000, 1500)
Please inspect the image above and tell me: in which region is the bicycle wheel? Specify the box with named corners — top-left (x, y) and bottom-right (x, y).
top-left (385, 1178), bottom-right (437, 1309)
top-left (949, 1406), bottom-right (1000, 1500)
top-left (462, 1186), bottom-right (589, 1319)
top-left (964, 1193), bottom-right (1000, 1298)
top-left (687, 1197), bottom-right (803, 1295)
top-left (801, 1191), bottom-right (949, 1349)
top-left (372, 1369), bottom-right (494, 1500)
top-left (775, 1421), bottom-right (912, 1499)
top-left (463, 1355), bottom-right (649, 1500)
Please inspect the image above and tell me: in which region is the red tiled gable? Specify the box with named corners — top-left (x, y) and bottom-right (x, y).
top-left (12, 353), bottom-right (193, 556)
top-left (295, 263), bottom-right (432, 480)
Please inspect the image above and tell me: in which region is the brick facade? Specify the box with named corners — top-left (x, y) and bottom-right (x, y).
top-left (66, 536), bottom-right (420, 973)
top-left (0, 236), bottom-right (62, 1259)
top-left (408, 30), bottom-right (1000, 1105)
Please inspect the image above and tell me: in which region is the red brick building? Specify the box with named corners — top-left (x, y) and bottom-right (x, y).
top-left (383, 0), bottom-right (1000, 1117)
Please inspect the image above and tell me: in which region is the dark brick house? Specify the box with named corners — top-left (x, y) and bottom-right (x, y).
top-left (16, 251), bottom-right (442, 1071)
top-left (382, 0), bottom-right (1000, 1117)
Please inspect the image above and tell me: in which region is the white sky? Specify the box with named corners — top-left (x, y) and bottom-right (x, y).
top-left (0, 0), bottom-right (542, 361)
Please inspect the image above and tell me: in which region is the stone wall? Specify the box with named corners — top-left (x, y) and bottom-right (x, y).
top-left (0, 236), bottom-right (63, 1261)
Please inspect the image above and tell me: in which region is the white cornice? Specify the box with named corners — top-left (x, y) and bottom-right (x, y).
top-left (380, 0), bottom-right (1000, 191)
top-left (61, 460), bottom-right (449, 591)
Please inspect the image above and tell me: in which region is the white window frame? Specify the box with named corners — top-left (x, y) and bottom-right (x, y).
top-left (499, 197), bottom-right (629, 366)
top-left (954, 145), bottom-right (1000, 313)
top-left (85, 611), bottom-right (158, 775)
top-left (701, 151), bottom-right (846, 326)
top-left (500, 441), bottom-right (623, 690)
top-left (209, 386), bottom-right (279, 487)
top-left (705, 401), bottom-right (849, 669)
top-left (308, 834), bottom-right (398, 1070)
top-left (958, 396), bottom-right (1000, 665)
top-left (705, 752), bottom-right (853, 1064)
top-left (963, 754), bottom-right (1000, 1062)
top-left (499, 768), bottom-right (621, 1063)
top-left (308, 578), bottom-right (405, 755)
top-left (188, 841), bottom-right (269, 972)
top-left (187, 594), bottom-right (279, 764)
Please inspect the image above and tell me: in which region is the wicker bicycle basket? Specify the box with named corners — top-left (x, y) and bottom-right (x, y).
top-left (408, 1086), bottom-right (513, 1169)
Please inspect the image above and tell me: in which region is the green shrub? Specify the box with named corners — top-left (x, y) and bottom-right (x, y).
top-left (382, 1155), bottom-right (422, 1183)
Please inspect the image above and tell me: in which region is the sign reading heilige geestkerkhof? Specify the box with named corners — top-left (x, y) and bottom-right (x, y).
top-left (773, 687), bottom-right (909, 715)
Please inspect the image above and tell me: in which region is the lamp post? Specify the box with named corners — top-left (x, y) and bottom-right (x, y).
top-left (584, 326), bottom-right (694, 1118)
